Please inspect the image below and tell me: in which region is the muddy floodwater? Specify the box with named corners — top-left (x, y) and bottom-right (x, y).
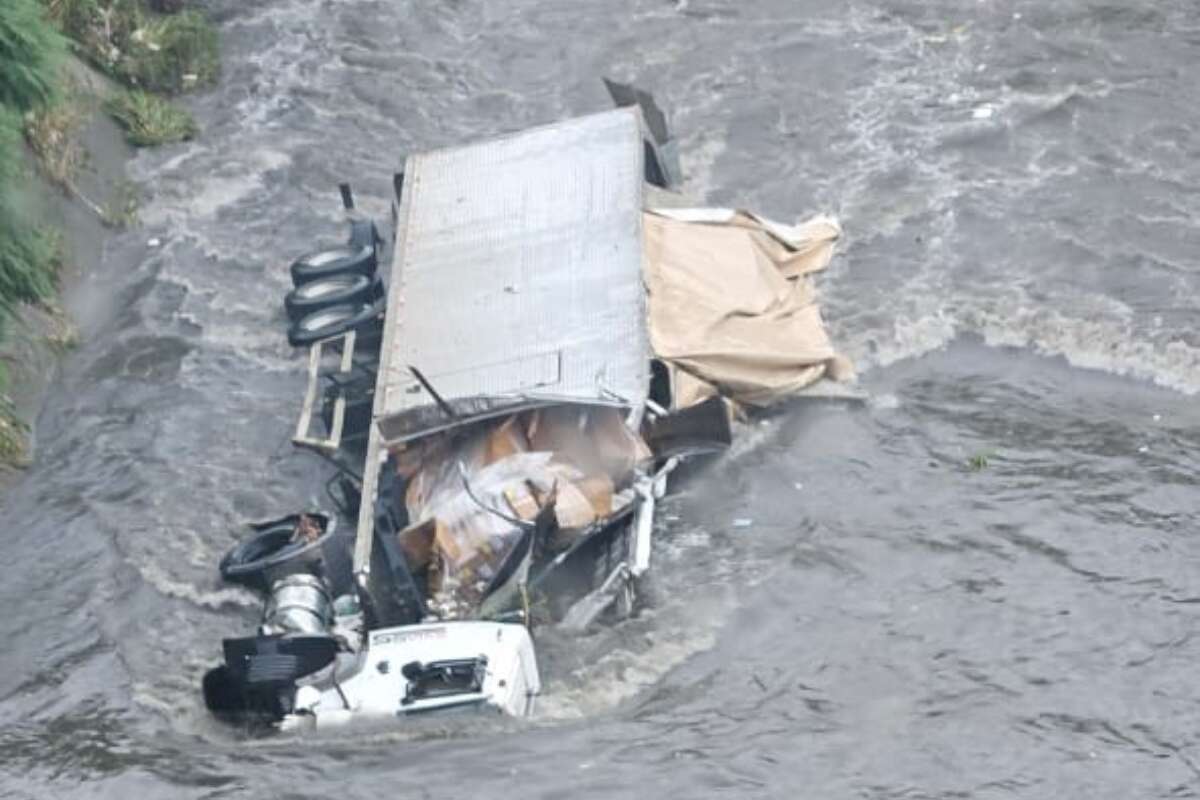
top-left (3, 1), bottom-right (1200, 797)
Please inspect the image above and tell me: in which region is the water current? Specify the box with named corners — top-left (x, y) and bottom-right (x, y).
top-left (3, 0), bottom-right (1200, 797)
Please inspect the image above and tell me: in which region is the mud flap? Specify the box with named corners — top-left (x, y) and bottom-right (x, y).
top-left (559, 562), bottom-right (632, 633)
top-left (644, 395), bottom-right (733, 459)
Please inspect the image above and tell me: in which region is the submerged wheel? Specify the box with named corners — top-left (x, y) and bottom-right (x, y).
top-left (287, 302), bottom-right (381, 348)
top-left (220, 522), bottom-right (305, 591)
top-left (290, 245), bottom-right (375, 287)
top-left (219, 518), bottom-right (332, 591)
top-left (283, 274), bottom-right (380, 322)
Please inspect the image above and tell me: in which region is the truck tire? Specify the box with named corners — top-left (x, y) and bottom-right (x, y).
top-left (219, 516), bottom-right (333, 591)
top-left (283, 274), bottom-right (380, 322)
top-left (290, 245), bottom-right (375, 287)
top-left (287, 302), bottom-right (381, 348)
top-left (220, 521), bottom-right (304, 591)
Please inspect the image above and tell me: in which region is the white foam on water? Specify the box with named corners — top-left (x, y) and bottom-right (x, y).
top-left (843, 295), bottom-right (1200, 396)
top-left (976, 305), bottom-right (1200, 395)
top-left (870, 393), bottom-right (902, 411)
top-left (813, 14), bottom-right (1200, 397)
top-left (533, 566), bottom-right (739, 721)
top-left (867, 309), bottom-right (961, 369)
top-left (140, 149), bottom-right (293, 227)
top-left (134, 561), bottom-right (258, 611)
top-left (725, 416), bottom-right (781, 460)
top-left (534, 621), bottom-right (721, 721)
top-left (678, 131), bottom-right (727, 201)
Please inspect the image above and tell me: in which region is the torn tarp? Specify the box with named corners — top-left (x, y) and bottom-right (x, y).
top-left (643, 208), bottom-right (854, 408)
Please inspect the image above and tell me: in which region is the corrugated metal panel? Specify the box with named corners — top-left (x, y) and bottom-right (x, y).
top-left (375, 107), bottom-right (649, 444)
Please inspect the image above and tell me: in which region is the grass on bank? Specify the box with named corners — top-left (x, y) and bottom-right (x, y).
top-left (1, 0), bottom-right (219, 464)
top-left (23, 86), bottom-right (87, 186)
top-left (44, 0), bottom-right (218, 94)
top-left (106, 88), bottom-right (195, 146)
top-left (1, 0), bottom-right (66, 464)
top-left (0, 378), bottom-right (29, 465)
top-left (0, 0), bottom-right (65, 110)
top-left (0, 165), bottom-right (62, 465)
top-left (101, 178), bottom-right (140, 227)
top-left (0, 3), bottom-right (67, 321)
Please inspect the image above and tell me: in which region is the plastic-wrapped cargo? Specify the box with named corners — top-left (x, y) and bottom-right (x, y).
top-left (395, 408), bottom-right (649, 617)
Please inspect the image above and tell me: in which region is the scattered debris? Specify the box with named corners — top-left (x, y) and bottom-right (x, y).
top-left (292, 514), bottom-right (323, 544)
top-left (968, 451), bottom-right (993, 471)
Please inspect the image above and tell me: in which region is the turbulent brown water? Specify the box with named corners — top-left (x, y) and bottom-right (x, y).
top-left (3, 1), bottom-right (1200, 797)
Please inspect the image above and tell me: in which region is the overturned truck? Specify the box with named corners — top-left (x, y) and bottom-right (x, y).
top-left (202, 86), bottom-right (853, 729)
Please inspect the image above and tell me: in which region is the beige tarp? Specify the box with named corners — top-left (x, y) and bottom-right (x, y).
top-left (643, 208), bottom-right (854, 408)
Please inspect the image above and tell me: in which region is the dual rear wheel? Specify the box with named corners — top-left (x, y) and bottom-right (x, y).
top-left (283, 220), bottom-right (385, 346)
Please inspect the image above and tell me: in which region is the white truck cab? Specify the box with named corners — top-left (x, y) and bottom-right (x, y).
top-left (280, 622), bottom-right (539, 729)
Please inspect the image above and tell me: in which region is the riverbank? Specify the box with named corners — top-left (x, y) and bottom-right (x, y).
top-left (1, 0), bottom-right (219, 475)
top-left (0, 57), bottom-right (134, 485)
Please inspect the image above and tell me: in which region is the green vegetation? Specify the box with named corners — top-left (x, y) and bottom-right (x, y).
top-left (125, 10), bottom-right (218, 93)
top-left (45, 0), bottom-right (218, 94)
top-left (43, 304), bottom-right (79, 353)
top-left (0, 380), bottom-right (29, 464)
top-left (107, 88), bottom-right (195, 146)
top-left (23, 85), bottom-right (87, 186)
top-left (1, 0), bottom-right (219, 464)
top-left (0, 0), bottom-right (65, 110)
top-left (967, 451), bottom-right (994, 472)
top-left (101, 177), bottom-right (140, 227)
top-left (0, 19), bottom-right (67, 307)
top-left (1, 0), bottom-right (67, 463)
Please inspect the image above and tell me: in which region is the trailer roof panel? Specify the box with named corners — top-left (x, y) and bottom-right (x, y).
top-left (374, 107), bottom-right (650, 444)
